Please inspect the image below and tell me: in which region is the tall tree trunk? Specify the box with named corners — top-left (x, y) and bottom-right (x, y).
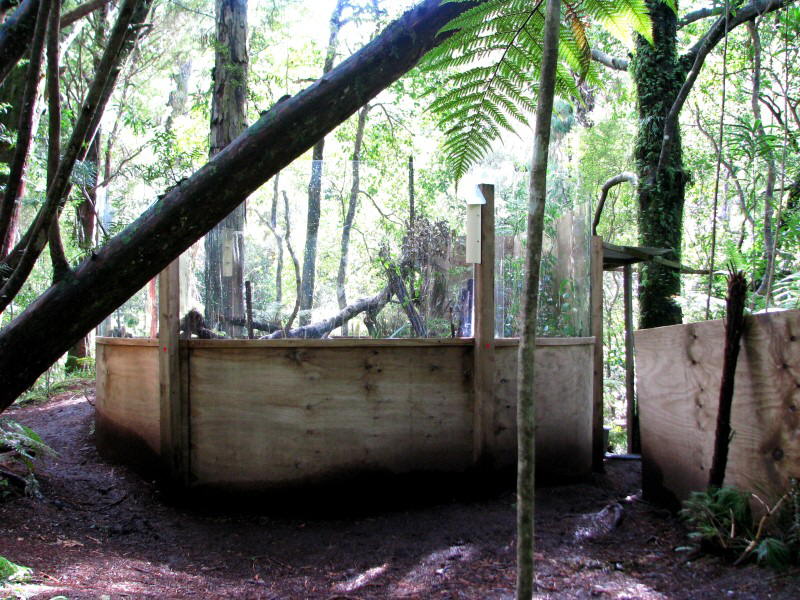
top-left (0, 0), bottom-right (479, 412)
top-left (270, 173), bottom-right (283, 304)
top-left (0, 0), bottom-right (49, 257)
top-left (0, 64), bottom-right (40, 258)
top-left (747, 20), bottom-right (777, 296)
top-left (204, 0), bottom-right (248, 336)
top-left (336, 104), bottom-right (368, 336)
top-left (631, 0), bottom-right (687, 329)
top-left (407, 154), bottom-right (416, 297)
top-left (299, 0), bottom-right (348, 324)
top-left (517, 0), bottom-right (560, 596)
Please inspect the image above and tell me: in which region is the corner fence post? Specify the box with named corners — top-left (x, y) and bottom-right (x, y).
top-left (590, 236), bottom-right (605, 471)
top-left (158, 257), bottom-right (189, 485)
top-left (473, 183), bottom-right (496, 466)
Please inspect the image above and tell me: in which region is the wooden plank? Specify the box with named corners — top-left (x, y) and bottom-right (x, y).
top-left (189, 345), bottom-right (473, 488)
top-left (494, 337), bottom-right (594, 347)
top-left (96, 337), bottom-right (159, 347)
top-left (636, 310), bottom-right (800, 505)
top-left (186, 338), bottom-right (474, 349)
top-left (473, 183), bottom-right (496, 465)
top-left (493, 344), bottom-right (593, 478)
top-left (94, 342), bottom-right (161, 465)
top-left (623, 264), bottom-right (637, 453)
top-left (590, 235), bottom-right (605, 471)
top-left (158, 259), bottom-right (185, 482)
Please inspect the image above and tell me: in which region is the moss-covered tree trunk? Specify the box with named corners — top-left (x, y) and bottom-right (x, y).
top-left (631, 0), bottom-right (687, 329)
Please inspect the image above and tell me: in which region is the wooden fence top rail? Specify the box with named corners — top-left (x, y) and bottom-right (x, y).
top-left (97, 336), bottom-right (595, 348)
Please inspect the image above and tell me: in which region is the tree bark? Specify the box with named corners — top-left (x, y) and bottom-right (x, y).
top-left (0, 0), bottom-right (479, 411)
top-left (0, 0), bottom-right (49, 256)
top-left (516, 0), bottom-right (560, 596)
top-left (271, 174), bottom-right (284, 304)
top-left (747, 20), bottom-right (777, 296)
top-left (708, 271), bottom-right (747, 488)
top-left (204, 0), bottom-right (248, 336)
top-left (627, 0), bottom-right (790, 329)
top-left (388, 265), bottom-right (426, 337)
top-left (631, 0), bottom-right (686, 329)
top-left (0, 0), bottom-right (113, 87)
top-left (0, 0), bottom-right (40, 86)
top-left (0, 0), bottom-right (153, 313)
top-left (336, 104), bottom-right (368, 336)
top-left (300, 0), bottom-right (349, 324)
top-left (266, 284), bottom-right (391, 339)
top-left (45, 0), bottom-right (69, 283)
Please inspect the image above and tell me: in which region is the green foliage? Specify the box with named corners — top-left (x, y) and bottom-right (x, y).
top-left (756, 537), bottom-right (792, 569)
top-left (681, 487), bottom-right (753, 554)
top-left (422, 0), bottom-right (658, 180)
top-left (0, 420), bottom-right (56, 475)
top-left (681, 482), bottom-right (800, 569)
top-left (0, 556), bottom-right (31, 585)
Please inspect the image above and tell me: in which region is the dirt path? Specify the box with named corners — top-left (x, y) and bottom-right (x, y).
top-left (1, 389), bottom-right (798, 599)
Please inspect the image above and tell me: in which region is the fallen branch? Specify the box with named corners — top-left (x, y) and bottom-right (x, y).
top-left (264, 285), bottom-right (391, 339)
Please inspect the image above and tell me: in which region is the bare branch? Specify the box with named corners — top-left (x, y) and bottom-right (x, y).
top-left (592, 172), bottom-right (637, 235)
top-left (60, 0), bottom-right (113, 28)
top-left (590, 48), bottom-right (628, 72)
top-left (678, 6), bottom-right (723, 29)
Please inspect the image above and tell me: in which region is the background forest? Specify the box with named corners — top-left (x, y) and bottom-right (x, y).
top-left (0, 0), bottom-right (797, 450)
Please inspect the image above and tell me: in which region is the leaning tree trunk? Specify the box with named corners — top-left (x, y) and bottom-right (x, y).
top-left (0, 64), bottom-right (40, 258)
top-left (631, 0), bottom-right (687, 329)
top-left (67, 8), bottom-right (105, 373)
top-left (204, 0), bottom-right (248, 336)
top-left (0, 0), bottom-right (48, 257)
top-left (0, 0), bottom-right (479, 413)
top-left (337, 104), bottom-right (368, 336)
top-left (299, 0), bottom-right (348, 324)
top-left (516, 0), bottom-right (560, 596)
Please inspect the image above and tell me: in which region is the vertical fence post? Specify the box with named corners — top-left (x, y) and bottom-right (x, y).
top-left (623, 263), bottom-right (638, 454)
top-left (159, 257), bottom-right (188, 485)
top-left (590, 236), bottom-right (605, 471)
top-left (473, 183), bottom-right (496, 466)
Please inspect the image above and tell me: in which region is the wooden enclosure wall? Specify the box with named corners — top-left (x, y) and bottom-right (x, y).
top-left (494, 340), bottom-right (594, 480)
top-left (636, 310), bottom-right (800, 505)
top-left (95, 339), bottom-right (161, 469)
top-left (95, 337), bottom-right (594, 490)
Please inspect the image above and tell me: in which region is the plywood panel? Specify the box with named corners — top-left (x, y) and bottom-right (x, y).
top-left (189, 345), bottom-right (474, 488)
top-left (636, 310), bottom-right (800, 505)
top-left (493, 341), bottom-right (594, 479)
top-left (95, 342), bottom-right (161, 464)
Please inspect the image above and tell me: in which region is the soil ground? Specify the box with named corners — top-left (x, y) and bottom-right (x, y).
top-left (1, 385), bottom-right (799, 599)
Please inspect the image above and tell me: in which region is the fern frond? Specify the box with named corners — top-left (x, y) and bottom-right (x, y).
top-left (424, 0), bottom-right (648, 180)
top-left (581, 0), bottom-right (653, 47)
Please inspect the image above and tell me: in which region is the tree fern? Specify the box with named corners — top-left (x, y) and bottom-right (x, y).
top-left (422, 0), bottom-right (661, 180)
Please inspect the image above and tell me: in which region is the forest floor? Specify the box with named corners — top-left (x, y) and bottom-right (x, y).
top-left (1, 386), bottom-right (799, 600)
